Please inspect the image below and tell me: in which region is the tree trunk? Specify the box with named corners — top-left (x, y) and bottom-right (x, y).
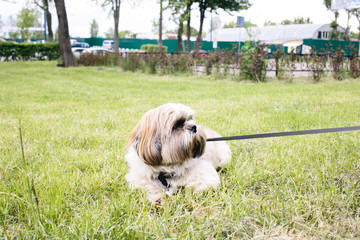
top-left (334, 11), bottom-right (339, 39)
top-left (345, 10), bottom-right (351, 40)
top-left (113, 0), bottom-right (120, 56)
top-left (186, 1), bottom-right (191, 52)
top-left (43, 0), bottom-right (54, 42)
top-left (177, 18), bottom-right (184, 53)
top-left (46, 11), bottom-right (54, 41)
top-left (195, 1), bottom-right (206, 52)
top-left (54, 0), bottom-right (76, 67)
top-left (355, 12), bottom-right (360, 40)
top-left (158, 0), bottom-right (163, 53)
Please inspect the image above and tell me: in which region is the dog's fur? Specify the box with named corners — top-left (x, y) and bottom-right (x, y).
top-left (125, 103), bottom-right (231, 203)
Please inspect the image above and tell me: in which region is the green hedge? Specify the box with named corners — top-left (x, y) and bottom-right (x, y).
top-left (0, 42), bottom-right (60, 61)
top-left (140, 44), bottom-right (168, 53)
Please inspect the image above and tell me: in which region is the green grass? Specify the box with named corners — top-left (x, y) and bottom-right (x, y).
top-left (1, 61), bottom-right (360, 239)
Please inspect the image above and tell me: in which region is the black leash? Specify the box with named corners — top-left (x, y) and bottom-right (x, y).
top-left (158, 126), bottom-right (360, 188)
top-left (206, 126), bottom-right (360, 142)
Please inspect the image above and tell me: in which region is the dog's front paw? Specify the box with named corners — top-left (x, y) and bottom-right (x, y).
top-left (154, 193), bottom-right (170, 205)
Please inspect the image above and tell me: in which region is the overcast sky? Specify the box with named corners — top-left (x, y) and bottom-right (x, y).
top-left (0, 0), bottom-right (359, 38)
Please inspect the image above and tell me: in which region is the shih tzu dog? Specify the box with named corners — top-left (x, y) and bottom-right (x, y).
top-left (125, 103), bottom-right (231, 203)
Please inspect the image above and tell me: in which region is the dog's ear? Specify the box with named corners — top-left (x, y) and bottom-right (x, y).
top-left (127, 113), bottom-right (162, 166)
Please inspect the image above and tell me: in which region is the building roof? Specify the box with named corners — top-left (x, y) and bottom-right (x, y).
top-left (204, 24), bottom-right (346, 44)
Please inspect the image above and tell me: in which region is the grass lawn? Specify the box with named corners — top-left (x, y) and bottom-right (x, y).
top-left (1, 61), bottom-right (360, 239)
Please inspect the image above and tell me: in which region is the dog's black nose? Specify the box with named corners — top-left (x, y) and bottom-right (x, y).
top-left (188, 124), bottom-right (197, 133)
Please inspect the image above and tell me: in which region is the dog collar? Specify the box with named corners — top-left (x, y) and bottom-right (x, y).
top-left (158, 172), bottom-right (174, 188)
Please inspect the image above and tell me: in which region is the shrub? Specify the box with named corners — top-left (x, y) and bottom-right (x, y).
top-left (157, 53), bottom-right (169, 74)
top-left (274, 50), bottom-right (298, 82)
top-left (271, 46), bottom-right (285, 79)
top-left (140, 44), bottom-right (168, 53)
top-left (349, 53), bottom-right (360, 79)
top-left (221, 49), bottom-right (236, 76)
top-left (170, 53), bottom-right (192, 73)
top-left (145, 54), bottom-right (159, 74)
top-left (119, 53), bottom-right (143, 72)
top-left (77, 52), bottom-right (117, 66)
top-left (0, 42), bottom-right (60, 61)
top-left (119, 52), bottom-right (193, 75)
top-left (304, 50), bottom-right (327, 82)
top-left (240, 42), bottom-right (268, 82)
top-left (204, 53), bottom-right (214, 75)
top-left (329, 48), bottom-right (346, 80)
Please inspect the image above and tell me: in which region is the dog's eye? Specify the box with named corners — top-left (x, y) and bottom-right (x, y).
top-left (173, 119), bottom-right (185, 130)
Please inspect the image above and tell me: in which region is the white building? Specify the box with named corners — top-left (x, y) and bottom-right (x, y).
top-left (205, 24), bottom-right (346, 45)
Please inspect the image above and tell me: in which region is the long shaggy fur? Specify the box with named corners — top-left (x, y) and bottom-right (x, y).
top-left (125, 103), bottom-right (231, 203)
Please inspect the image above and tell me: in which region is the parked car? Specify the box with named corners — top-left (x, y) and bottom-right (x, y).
top-left (71, 42), bottom-right (89, 48)
top-left (71, 47), bottom-right (86, 58)
top-left (82, 47), bottom-right (112, 55)
top-left (102, 40), bottom-right (114, 50)
top-left (190, 49), bottom-right (208, 57)
top-left (72, 47), bottom-right (111, 58)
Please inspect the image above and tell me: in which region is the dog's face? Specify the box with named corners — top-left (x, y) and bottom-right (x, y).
top-left (127, 103), bottom-right (206, 166)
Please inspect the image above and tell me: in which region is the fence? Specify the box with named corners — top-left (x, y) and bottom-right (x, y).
top-left (303, 39), bottom-right (359, 56)
top-left (72, 37), bottom-right (290, 54)
top-left (72, 37), bottom-right (359, 55)
top-left (72, 37), bottom-right (242, 52)
top-left (5, 37), bottom-right (359, 55)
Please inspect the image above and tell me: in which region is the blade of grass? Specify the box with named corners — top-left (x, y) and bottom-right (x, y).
top-left (18, 119), bottom-right (45, 230)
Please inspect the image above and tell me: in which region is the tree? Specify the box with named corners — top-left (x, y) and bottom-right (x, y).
top-left (99, 0), bottom-right (121, 55)
top-left (90, 19), bottom-right (99, 37)
top-left (194, 0), bottom-right (251, 51)
top-left (185, 0), bottom-right (194, 52)
top-left (55, 26), bottom-right (58, 40)
top-left (7, 15), bottom-right (20, 39)
top-left (281, 19), bottom-right (292, 25)
top-left (343, 9), bottom-right (351, 40)
top-left (97, 0), bottom-right (139, 53)
top-left (184, 24), bottom-right (198, 36)
top-left (54, 0), bottom-right (76, 67)
top-left (16, 8), bottom-right (39, 40)
top-left (244, 21), bottom-right (256, 28)
top-left (168, 0), bottom-right (192, 53)
top-left (34, 0), bottom-right (54, 42)
top-left (351, 9), bottom-right (360, 40)
top-left (210, 15), bottom-right (221, 32)
top-left (264, 21), bottom-right (277, 26)
top-left (281, 17), bottom-right (312, 25)
top-left (104, 27), bottom-right (114, 38)
top-left (324, 0), bottom-right (340, 40)
top-left (119, 30), bottom-right (131, 38)
top-left (0, 15), bottom-right (3, 32)
top-left (223, 20), bottom-right (256, 28)
top-left (151, 17), bottom-right (166, 34)
top-left (293, 17), bottom-right (312, 24)
top-left (223, 21), bottom-right (237, 28)
top-left (158, 0), bottom-right (164, 53)
top-left (9, 31), bottom-right (20, 39)
top-left (167, 24), bottom-right (198, 36)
